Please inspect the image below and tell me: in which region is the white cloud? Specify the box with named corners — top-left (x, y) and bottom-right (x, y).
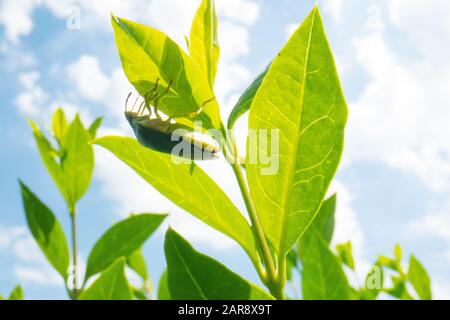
top-left (67, 55), bottom-right (111, 102)
top-left (0, 225), bottom-right (63, 287)
top-left (408, 201), bottom-right (450, 242)
top-left (15, 71), bottom-right (49, 117)
top-left (343, 2), bottom-right (450, 191)
top-left (322, 0), bottom-right (345, 23)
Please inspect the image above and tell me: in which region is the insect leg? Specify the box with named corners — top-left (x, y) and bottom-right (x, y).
top-left (153, 80), bottom-right (173, 119)
top-left (125, 92), bottom-right (132, 112)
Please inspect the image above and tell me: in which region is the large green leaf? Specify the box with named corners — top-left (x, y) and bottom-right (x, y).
top-left (301, 231), bottom-right (350, 300)
top-left (85, 214), bottom-right (166, 280)
top-left (79, 258), bottom-right (132, 300)
top-left (165, 229), bottom-right (272, 300)
top-left (20, 182), bottom-right (70, 279)
top-left (408, 255), bottom-right (432, 300)
top-left (189, 0), bottom-right (219, 88)
top-left (227, 65), bottom-right (269, 129)
top-left (62, 115), bottom-right (94, 211)
top-left (95, 136), bottom-right (258, 264)
top-left (111, 15), bottom-right (221, 130)
top-left (247, 7), bottom-right (347, 257)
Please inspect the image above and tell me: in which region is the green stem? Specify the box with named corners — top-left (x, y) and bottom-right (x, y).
top-left (223, 128), bottom-right (284, 299)
top-left (70, 207), bottom-right (79, 299)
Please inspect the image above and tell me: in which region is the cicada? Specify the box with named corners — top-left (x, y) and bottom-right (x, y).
top-left (124, 79), bottom-right (220, 160)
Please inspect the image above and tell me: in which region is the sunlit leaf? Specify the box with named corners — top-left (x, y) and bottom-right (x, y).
top-left (157, 269), bottom-right (171, 300)
top-left (88, 117), bottom-right (103, 139)
top-left (52, 107), bottom-right (68, 145)
top-left (62, 115), bottom-right (94, 211)
top-left (298, 194), bottom-right (336, 257)
top-left (227, 65), bottom-right (269, 129)
top-left (85, 213), bottom-right (166, 280)
top-left (301, 231), bottom-right (350, 300)
top-left (127, 249), bottom-right (148, 281)
top-left (111, 15), bottom-right (222, 130)
top-left (20, 182), bottom-right (70, 279)
top-left (247, 7), bottom-right (347, 257)
top-left (336, 241), bottom-right (355, 270)
top-left (8, 285), bottom-right (24, 300)
top-left (409, 255), bottom-right (432, 300)
top-left (165, 228), bottom-right (273, 300)
top-left (79, 258), bottom-right (132, 300)
top-left (95, 136), bottom-right (258, 265)
top-left (189, 0), bottom-right (219, 88)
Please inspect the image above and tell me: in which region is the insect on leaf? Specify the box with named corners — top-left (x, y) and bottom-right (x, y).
top-left (111, 15), bottom-right (222, 131)
top-left (165, 228), bottom-right (273, 300)
top-left (79, 258), bottom-right (132, 300)
top-left (247, 7), bottom-right (348, 258)
top-left (19, 181), bottom-right (70, 279)
top-left (189, 0), bottom-right (220, 88)
top-left (94, 136), bottom-right (259, 266)
top-left (85, 213), bottom-right (166, 280)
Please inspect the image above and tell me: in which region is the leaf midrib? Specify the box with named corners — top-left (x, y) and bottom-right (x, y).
top-left (278, 7), bottom-right (318, 256)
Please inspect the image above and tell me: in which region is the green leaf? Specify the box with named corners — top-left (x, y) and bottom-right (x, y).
top-left (385, 275), bottom-right (414, 300)
top-left (29, 120), bottom-right (67, 202)
top-left (394, 244), bottom-right (402, 262)
top-left (298, 195), bottom-right (336, 258)
top-left (111, 15), bottom-right (222, 130)
top-left (165, 228), bottom-right (273, 300)
top-left (127, 249), bottom-right (148, 281)
top-left (227, 65), bottom-right (269, 129)
top-left (19, 182), bottom-right (70, 279)
top-left (377, 255), bottom-right (399, 272)
top-left (409, 255), bottom-right (432, 300)
top-left (79, 258), bottom-right (132, 300)
top-left (88, 117), bottom-right (103, 139)
top-left (95, 136), bottom-right (258, 265)
top-left (189, 0), bottom-right (219, 88)
top-left (62, 115), bottom-right (94, 211)
top-left (132, 287), bottom-right (148, 300)
top-left (301, 231), bottom-right (350, 300)
top-left (85, 214), bottom-right (166, 280)
top-left (246, 7), bottom-right (348, 257)
top-left (8, 285), bottom-right (24, 300)
top-left (336, 241), bottom-right (355, 270)
top-left (157, 269), bottom-right (171, 300)
top-left (52, 107), bottom-right (68, 144)
top-left (285, 248), bottom-right (298, 281)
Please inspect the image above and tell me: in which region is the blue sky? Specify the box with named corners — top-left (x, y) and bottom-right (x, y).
top-left (1, 0), bottom-right (450, 299)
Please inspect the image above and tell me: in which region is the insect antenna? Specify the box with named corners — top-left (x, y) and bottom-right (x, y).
top-left (125, 92), bottom-right (132, 112)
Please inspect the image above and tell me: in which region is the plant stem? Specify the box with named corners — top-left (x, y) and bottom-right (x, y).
top-left (70, 207), bottom-right (79, 299)
top-left (223, 129), bottom-right (284, 299)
